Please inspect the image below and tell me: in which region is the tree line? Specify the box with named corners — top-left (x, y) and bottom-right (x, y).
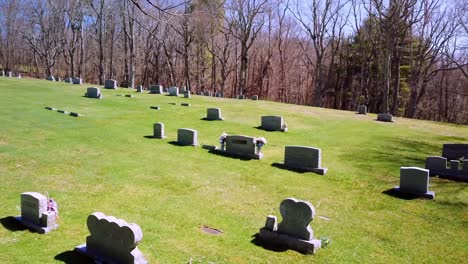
top-left (1, 0), bottom-right (467, 124)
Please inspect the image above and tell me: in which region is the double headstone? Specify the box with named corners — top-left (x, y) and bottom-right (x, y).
top-left (394, 167), bottom-right (435, 199)
top-left (16, 192), bottom-right (59, 233)
top-left (153, 123), bottom-right (166, 139)
top-left (177, 128), bottom-right (198, 146)
top-left (85, 87), bottom-right (103, 99)
top-left (205, 108), bottom-right (224, 121)
top-left (261, 116), bottom-right (288, 132)
top-left (224, 135), bottom-right (262, 159)
top-left (169, 86), bottom-right (179, 96)
top-left (75, 212), bottom-right (147, 264)
top-left (377, 113), bottom-right (393, 122)
top-left (104, 79), bottom-right (117, 89)
top-left (149, 85), bottom-right (163, 94)
top-left (283, 146), bottom-right (328, 175)
top-left (357, 105), bottom-right (367, 114)
top-left (259, 198), bottom-right (322, 254)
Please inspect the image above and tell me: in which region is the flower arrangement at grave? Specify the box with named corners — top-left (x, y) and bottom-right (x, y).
top-left (256, 137), bottom-right (267, 153)
top-left (219, 132), bottom-right (227, 151)
top-left (46, 192), bottom-right (59, 216)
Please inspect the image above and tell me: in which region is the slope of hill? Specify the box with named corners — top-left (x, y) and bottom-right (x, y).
top-left (0, 78), bottom-right (467, 263)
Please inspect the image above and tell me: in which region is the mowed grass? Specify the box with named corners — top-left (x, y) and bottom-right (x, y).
top-left (0, 77), bottom-right (467, 263)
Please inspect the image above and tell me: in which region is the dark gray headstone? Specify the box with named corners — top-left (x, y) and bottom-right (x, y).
top-left (85, 87), bottom-right (102, 99)
top-left (136, 85), bottom-right (143, 93)
top-left (284, 146), bottom-right (327, 175)
top-left (46, 76), bottom-right (55, 81)
top-left (261, 116), bottom-right (287, 132)
top-left (149, 85), bottom-right (163, 94)
top-left (169, 86), bottom-right (179, 96)
top-left (177, 128), bottom-right (198, 146)
top-left (72, 77), bottom-right (83, 84)
top-left (442, 144), bottom-right (468, 160)
top-left (237, 95), bottom-right (244, 99)
top-left (377, 113), bottom-right (393, 122)
top-left (184, 91), bottom-right (191, 98)
top-left (153, 123), bottom-right (165, 138)
top-left (357, 105), bottom-right (367, 114)
top-left (251, 95), bottom-right (259, 100)
top-left (206, 108), bottom-right (224, 120)
top-left (104, 79), bottom-right (117, 89)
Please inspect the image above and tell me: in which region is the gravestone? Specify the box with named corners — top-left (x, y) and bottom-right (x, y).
top-left (163, 88), bottom-right (168, 93)
top-left (442, 144), bottom-right (468, 160)
top-left (177, 128), bottom-right (198, 146)
top-left (76, 212), bottom-right (147, 264)
top-left (56, 77), bottom-right (61, 82)
top-left (136, 85), bottom-right (143, 93)
top-left (425, 156), bottom-right (447, 175)
top-left (394, 167), bottom-right (434, 199)
top-left (169, 86), bottom-right (179, 96)
top-left (205, 108), bottom-right (224, 121)
top-left (357, 105), bottom-right (367, 114)
top-left (125, 94), bottom-right (134, 98)
top-left (283, 146), bottom-right (328, 175)
top-left (150, 106), bottom-right (160, 110)
top-left (58, 110), bottom-right (69, 114)
top-left (377, 113), bottom-right (393, 122)
top-left (450, 160), bottom-right (460, 173)
top-left (261, 116), bottom-right (288, 132)
top-left (104, 79), bottom-right (117, 89)
top-left (181, 103), bottom-right (190, 107)
top-left (184, 91), bottom-right (191, 98)
top-left (70, 112), bottom-right (81, 117)
top-left (237, 95), bottom-right (244, 99)
top-left (64, 77), bottom-right (71, 83)
top-left (85, 87), bottom-right (102, 99)
top-left (7, 71), bottom-right (12, 77)
top-left (224, 135), bottom-right (262, 159)
top-left (0, 70), bottom-right (4, 76)
top-left (204, 91), bottom-right (212, 96)
top-left (17, 73), bottom-right (21, 78)
top-left (153, 123), bottom-right (165, 139)
top-left (259, 198), bottom-right (322, 254)
top-left (181, 86), bottom-right (187, 93)
top-left (72, 77), bottom-right (83, 84)
top-left (215, 92), bottom-right (222, 98)
top-left (462, 160), bottom-right (468, 177)
top-left (251, 95), bottom-right (259, 100)
top-left (16, 192), bottom-right (58, 233)
top-left (149, 85), bottom-right (163, 94)
top-left (46, 76), bottom-right (55, 81)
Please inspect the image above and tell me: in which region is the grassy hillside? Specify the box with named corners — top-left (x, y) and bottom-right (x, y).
top-left (0, 77), bottom-right (467, 263)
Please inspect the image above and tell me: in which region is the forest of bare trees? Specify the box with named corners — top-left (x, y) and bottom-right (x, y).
top-left (1, 0), bottom-right (467, 124)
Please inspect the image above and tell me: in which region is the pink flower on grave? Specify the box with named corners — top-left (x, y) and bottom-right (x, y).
top-left (219, 132), bottom-right (227, 143)
top-left (256, 137), bottom-right (267, 145)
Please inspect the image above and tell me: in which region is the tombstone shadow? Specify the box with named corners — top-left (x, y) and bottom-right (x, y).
top-left (200, 118), bottom-right (223, 121)
top-left (54, 250), bottom-right (93, 264)
top-left (143, 135), bottom-right (160, 139)
top-left (0, 216), bottom-right (28, 232)
top-left (381, 188), bottom-right (422, 200)
top-left (253, 126), bottom-right (273, 131)
top-left (207, 149), bottom-right (253, 161)
top-left (271, 163), bottom-right (309, 174)
top-left (250, 233), bottom-right (289, 253)
top-left (202, 145), bottom-right (217, 151)
top-left (168, 141), bottom-right (197, 147)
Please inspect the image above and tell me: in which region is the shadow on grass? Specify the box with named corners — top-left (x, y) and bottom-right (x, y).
top-left (253, 126), bottom-right (277, 132)
top-left (200, 118), bottom-right (223, 121)
top-left (0, 216), bottom-right (28, 232)
top-left (271, 163), bottom-right (308, 173)
top-left (54, 250), bottom-right (93, 264)
top-left (207, 149), bottom-right (254, 161)
top-left (143, 135), bottom-right (161, 139)
top-left (250, 233), bottom-right (289, 253)
top-left (381, 188), bottom-right (422, 200)
top-left (202, 145), bottom-right (217, 151)
top-left (168, 141), bottom-right (197, 147)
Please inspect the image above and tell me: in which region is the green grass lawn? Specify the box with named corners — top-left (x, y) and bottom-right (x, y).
top-left (0, 77), bottom-right (467, 263)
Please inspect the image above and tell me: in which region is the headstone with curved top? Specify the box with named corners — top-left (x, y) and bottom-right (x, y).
top-left (259, 198), bottom-right (322, 254)
top-left (76, 212), bottom-right (147, 264)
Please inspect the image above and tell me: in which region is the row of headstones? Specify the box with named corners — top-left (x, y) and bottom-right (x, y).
top-left (153, 125), bottom-right (327, 175)
top-left (356, 105), bottom-right (393, 122)
top-left (1, 70), bottom-right (21, 78)
top-left (16, 192), bottom-right (324, 261)
top-left (425, 144), bottom-right (468, 181)
top-left (392, 144), bottom-right (468, 199)
top-left (45, 107), bottom-right (81, 117)
top-left (46, 75), bottom-right (83, 84)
